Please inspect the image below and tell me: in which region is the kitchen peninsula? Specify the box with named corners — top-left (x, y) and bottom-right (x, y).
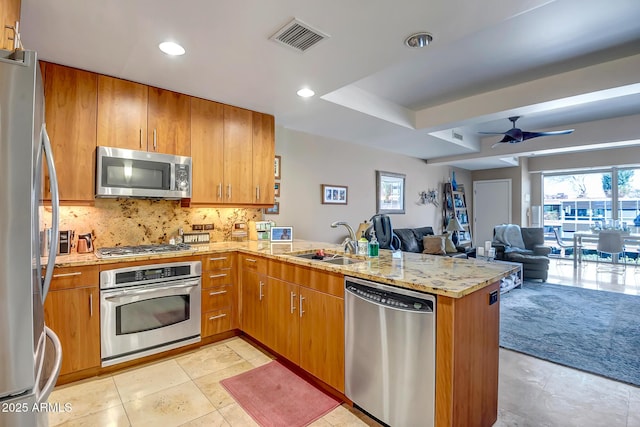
top-left (46, 241), bottom-right (517, 427)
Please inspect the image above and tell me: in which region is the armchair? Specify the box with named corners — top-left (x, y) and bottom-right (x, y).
top-left (492, 224), bottom-right (551, 281)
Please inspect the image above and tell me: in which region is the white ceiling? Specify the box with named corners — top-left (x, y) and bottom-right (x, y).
top-left (19, 0), bottom-right (640, 170)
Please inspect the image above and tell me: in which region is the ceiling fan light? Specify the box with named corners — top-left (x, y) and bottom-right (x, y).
top-left (404, 32), bottom-right (433, 48)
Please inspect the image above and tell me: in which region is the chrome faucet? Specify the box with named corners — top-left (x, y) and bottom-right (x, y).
top-left (331, 221), bottom-right (357, 254)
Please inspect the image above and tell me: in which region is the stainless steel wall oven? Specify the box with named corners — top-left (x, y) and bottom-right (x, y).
top-left (100, 260), bottom-right (201, 367)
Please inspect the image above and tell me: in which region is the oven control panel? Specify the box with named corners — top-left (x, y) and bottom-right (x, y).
top-left (100, 261), bottom-right (202, 290)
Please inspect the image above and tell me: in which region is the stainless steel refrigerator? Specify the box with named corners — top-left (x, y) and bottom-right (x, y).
top-left (0, 49), bottom-right (62, 427)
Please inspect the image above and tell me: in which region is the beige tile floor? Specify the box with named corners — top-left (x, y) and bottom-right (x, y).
top-left (47, 261), bottom-right (640, 427)
top-left (47, 337), bottom-right (380, 427)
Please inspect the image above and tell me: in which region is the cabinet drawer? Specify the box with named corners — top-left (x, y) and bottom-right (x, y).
top-left (202, 307), bottom-right (233, 337)
top-left (239, 254), bottom-right (266, 272)
top-left (49, 265), bottom-right (99, 291)
top-left (202, 269), bottom-right (233, 289)
top-left (202, 253), bottom-right (233, 270)
top-left (202, 284), bottom-right (234, 312)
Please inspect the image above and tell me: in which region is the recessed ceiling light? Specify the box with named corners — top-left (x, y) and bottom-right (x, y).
top-left (297, 88), bottom-right (315, 98)
top-left (404, 32), bottom-right (433, 48)
top-left (159, 41), bottom-right (185, 56)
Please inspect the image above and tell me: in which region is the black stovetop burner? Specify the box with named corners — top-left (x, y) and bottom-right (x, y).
top-left (95, 243), bottom-right (192, 259)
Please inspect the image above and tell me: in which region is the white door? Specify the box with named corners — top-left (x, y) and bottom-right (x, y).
top-left (473, 179), bottom-right (512, 247)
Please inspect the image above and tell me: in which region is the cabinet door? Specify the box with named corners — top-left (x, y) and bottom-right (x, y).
top-left (148, 87), bottom-right (191, 156)
top-left (190, 97), bottom-right (224, 203)
top-left (44, 287), bottom-right (100, 375)
top-left (223, 105), bottom-right (253, 203)
top-left (97, 75), bottom-right (148, 151)
top-left (252, 112), bottom-right (275, 205)
top-left (240, 268), bottom-right (267, 343)
top-left (266, 278), bottom-right (300, 364)
top-left (43, 63), bottom-right (97, 202)
top-left (299, 287), bottom-right (345, 392)
top-left (1, 0), bottom-right (20, 50)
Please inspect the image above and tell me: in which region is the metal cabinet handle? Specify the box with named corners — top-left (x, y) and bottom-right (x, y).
top-left (209, 257), bottom-right (228, 261)
top-left (209, 273), bottom-right (227, 278)
top-left (209, 313), bottom-right (227, 321)
top-left (299, 295), bottom-right (305, 317)
top-left (259, 281), bottom-right (264, 301)
top-left (245, 258), bottom-right (257, 263)
top-left (290, 291), bottom-right (296, 314)
top-left (256, 186), bottom-right (260, 201)
top-left (209, 290), bottom-right (227, 296)
top-left (153, 129), bottom-right (157, 150)
top-left (217, 183), bottom-right (222, 200)
top-left (227, 184), bottom-right (232, 200)
top-left (53, 272), bottom-right (81, 278)
top-left (139, 128), bottom-right (142, 149)
top-left (89, 293), bottom-right (93, 317)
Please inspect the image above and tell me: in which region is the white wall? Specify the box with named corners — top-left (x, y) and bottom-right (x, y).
top-left (266, 127), bottom-right (466, 243)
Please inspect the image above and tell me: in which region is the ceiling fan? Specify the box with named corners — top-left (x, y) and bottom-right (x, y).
top-left (480, 116), bottom-right (574, 148)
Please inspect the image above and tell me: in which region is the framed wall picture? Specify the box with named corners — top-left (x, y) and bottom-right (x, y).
top-left (264, 201), bottom-right (279, 215)
top-left (376, 170), bottom-right (406, 214)
top-left (274, 182), bottom-right (281, 197)
top-left (274, 155), bottom-right (282, 179)
top-left (321, 184), bottom-right (348, 205)
top-left (270, 226), bottom-right (293, 242)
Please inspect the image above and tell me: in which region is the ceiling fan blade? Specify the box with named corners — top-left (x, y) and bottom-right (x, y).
top-left (478, 131), bottom-right (508, 135)
top-left (521, 129), bottom-right (574, 141)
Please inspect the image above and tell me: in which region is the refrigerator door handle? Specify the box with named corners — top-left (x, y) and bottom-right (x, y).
top-left (41, 124), bottom-right (60, 303)
top-left (38, 326), bottom-right (62, 402)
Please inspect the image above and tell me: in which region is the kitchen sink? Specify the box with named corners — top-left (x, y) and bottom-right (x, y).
top-left (289, 251), bottom-right (365, 265)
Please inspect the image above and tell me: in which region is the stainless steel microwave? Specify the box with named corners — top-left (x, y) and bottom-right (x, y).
top-left (96, 146), bottom-right (192, 199)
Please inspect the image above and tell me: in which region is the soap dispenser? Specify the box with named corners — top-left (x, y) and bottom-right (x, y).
top-left (368, 229), bottom-right (379, 257)
top-left (358, 231), bottom-right (368, 255)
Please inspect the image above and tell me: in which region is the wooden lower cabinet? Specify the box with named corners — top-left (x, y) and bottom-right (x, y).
top-left (248, 261), bottom-right (345, 393)
top-left (266, 277), bottom-right (300, 364)
top-left (43, 265), bottom-right (100, 376)
top-left (201, 252), bottom-right (237, 336)
top-left (239, 255), bottom-right (268, 343)
top-left (298, 286), bottom-right (344, 393)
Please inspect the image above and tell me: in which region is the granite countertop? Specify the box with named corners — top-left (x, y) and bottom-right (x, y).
top-left (48, 240), bottom-right (518, 298)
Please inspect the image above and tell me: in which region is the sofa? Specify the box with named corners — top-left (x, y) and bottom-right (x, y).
top-left (394, 226), bottom-right (468, 258)
top-left (492, 225), bottom-right (551, 281)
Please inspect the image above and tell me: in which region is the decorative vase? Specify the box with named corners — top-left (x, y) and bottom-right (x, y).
top-left (451, 171), bottom-right (458, 191)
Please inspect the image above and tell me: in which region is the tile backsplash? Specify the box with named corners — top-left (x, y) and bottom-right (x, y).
top-left (45, 199), bottom-right (263, 248)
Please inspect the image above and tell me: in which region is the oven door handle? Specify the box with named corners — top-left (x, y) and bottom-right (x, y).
top-left (103, 281), bottom-right (199, 301)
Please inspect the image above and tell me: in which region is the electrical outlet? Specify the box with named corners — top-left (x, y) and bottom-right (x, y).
top-left (192, 224), bottom-right (204, 231)
top-left (204, 224), bottom-right (214, 230)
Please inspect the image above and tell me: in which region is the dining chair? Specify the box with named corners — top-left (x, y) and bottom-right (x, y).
top-left (552, 228), bottom-right (578, 260)
top-left (596, 230), bottom-right (626, 272)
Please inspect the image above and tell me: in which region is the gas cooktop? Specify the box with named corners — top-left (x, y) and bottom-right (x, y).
top-left (95, 243), bottom-right (192, 259)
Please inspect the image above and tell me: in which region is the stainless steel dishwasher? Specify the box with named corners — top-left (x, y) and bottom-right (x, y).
top-left (345, 276), bottom-right (436, 427)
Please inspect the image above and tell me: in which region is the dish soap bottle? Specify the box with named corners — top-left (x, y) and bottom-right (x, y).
top-left (368, 229), bottom-right (379, 258)
top-left (358, 231), bottom-right (368, 255)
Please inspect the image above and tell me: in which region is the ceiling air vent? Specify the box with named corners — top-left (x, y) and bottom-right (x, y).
top-left (270, 18), bottom-right (329, 53)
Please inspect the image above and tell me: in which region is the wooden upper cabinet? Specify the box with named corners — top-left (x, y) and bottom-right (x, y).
top-left (223, 105), bottom-right (253, 204)
top-left (97, 75), bottom-right (148, 151)
top-left (252, 112), bottom-right (275, 204)
top-left (97, 77), bottom-right (190, 156)
top-left (43, 63), bottom-right (97, 202)
top-left (1, 0), bottom-right (21, 50)
top-left (148, 87), bottom-right (191, 156)
top-left (191, 97), bottom-right (224, 204)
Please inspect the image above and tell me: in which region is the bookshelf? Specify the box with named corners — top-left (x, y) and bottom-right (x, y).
top-left (443, 182), bottom-right (473, 248)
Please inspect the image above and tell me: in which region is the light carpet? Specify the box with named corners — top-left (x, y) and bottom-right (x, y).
top-left (221, 361), bottom-right (340, 427)
top-left (500, 282), bottom-right (640, 386)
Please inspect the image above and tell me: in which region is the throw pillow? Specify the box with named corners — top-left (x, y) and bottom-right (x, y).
top-left (440, 231), bottom-right (458, 253)
top-left (423, 236), bottom-right (446, 255)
